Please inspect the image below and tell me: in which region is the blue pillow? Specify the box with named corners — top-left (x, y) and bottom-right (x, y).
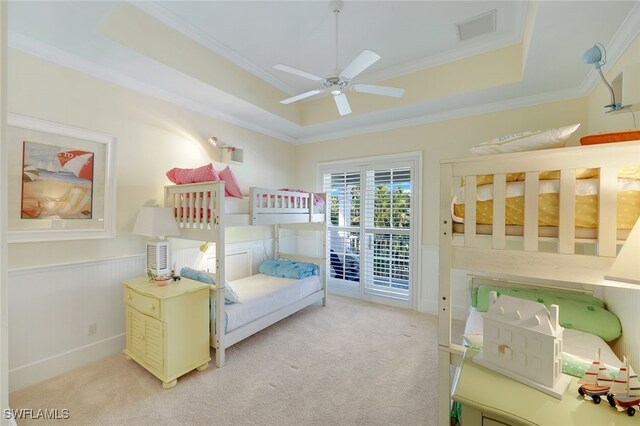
top-left (258, 260), bottom-right (319, 279)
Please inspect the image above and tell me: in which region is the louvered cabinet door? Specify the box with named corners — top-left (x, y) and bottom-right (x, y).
top-left (122, 277), bottom-right (211, 389)
top-left (126, 307), bottom-right (165, 374)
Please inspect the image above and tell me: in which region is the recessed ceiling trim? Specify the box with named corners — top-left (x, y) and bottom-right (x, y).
top-left (133, 2), bottom-right (299, 96)
top-left (362, 32), bottom-right (521, 85)
top-left (296, 88), bottom-right (586, 145)
top-left (363, 3), bottom-right (528, 85)
top-left (7, 33), bottom-right (298, 143)
top-left (9, 1), bottom-right (640, 146)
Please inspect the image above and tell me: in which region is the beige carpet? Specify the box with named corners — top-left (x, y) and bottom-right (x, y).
top-left (10, 295), bottom-right (464, 426)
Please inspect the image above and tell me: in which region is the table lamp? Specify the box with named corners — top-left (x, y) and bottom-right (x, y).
top-left (133, 206), bottom-right (180, 277)
top-left (605, 219), bottom-right (640, 286)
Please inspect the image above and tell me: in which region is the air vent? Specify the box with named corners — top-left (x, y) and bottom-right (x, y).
top-left (456, 9), bottom-right (496, 42)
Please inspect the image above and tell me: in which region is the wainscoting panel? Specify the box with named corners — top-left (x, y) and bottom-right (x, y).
top-left (8, 255), bottom-right (143, 391)
top-left (8, 239), bottom-right (275, 392)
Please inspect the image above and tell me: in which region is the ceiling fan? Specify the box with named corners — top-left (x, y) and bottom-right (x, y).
top-left (273, 0), bottom-right (405, 116)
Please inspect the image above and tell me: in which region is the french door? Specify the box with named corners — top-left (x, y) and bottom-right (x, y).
top-left (320, 155), bottom-right (419, 308)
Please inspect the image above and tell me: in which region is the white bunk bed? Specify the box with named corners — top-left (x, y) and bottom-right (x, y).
top-left (164, 181), bottom-right (328, 367)
top-left (438, 140), bottom-right (640, 425)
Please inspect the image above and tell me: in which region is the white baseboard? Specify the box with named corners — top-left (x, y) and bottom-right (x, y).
top-left (327, 285), bottom-right (360, 299)
top-left (9, 334), bottom-right (125, 392)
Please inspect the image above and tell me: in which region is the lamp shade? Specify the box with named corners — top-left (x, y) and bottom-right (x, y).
top-left (132, 207), bottom-right (179, 238)
top-left (583, 45), bottom-right (603, 69)
top-left (605, 219), bottom-right (640, 286)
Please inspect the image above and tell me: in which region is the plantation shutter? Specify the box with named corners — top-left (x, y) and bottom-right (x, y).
top-left (323, 171), bottom-right (361, 285)
top-left (363, 167), bottom-right (411, 301)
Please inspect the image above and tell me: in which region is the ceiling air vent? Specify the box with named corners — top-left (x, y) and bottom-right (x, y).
top-left (456, 9), bottom-right (496, 42)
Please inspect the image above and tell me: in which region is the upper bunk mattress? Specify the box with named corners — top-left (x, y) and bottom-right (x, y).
top-left (225, 273), bottom-right (322, 333)
top-left (452, 178), bottom-right (640, 230)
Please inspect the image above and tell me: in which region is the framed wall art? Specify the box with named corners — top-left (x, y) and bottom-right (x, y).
top-left (7, 114), bottom-right (117, 242)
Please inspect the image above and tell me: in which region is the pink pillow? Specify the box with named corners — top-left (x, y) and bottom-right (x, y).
top-left (166, 163), bottom-right (219, 184)
top-left (219, 166), bottom-right (243, 198)
top-left (279, 188), bottom-right (324, 206)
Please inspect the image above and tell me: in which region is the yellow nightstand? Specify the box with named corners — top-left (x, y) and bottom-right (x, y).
top-left (123, 276), bottom-right (211, 389)
top-left (452, 348), bottom-right (636, 426)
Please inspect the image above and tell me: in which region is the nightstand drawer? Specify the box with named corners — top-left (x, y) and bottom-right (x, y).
top-left (124, 288), bottom-right (161, 319)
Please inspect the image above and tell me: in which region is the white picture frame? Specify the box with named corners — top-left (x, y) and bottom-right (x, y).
top-left (7, 113), bottom-right (117, 243)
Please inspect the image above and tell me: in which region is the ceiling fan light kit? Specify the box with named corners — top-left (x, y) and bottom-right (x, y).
top-left (274, 0), bottom-right (405, 116)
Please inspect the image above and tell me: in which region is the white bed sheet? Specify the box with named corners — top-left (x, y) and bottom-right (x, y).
top-left (224, 274), bottom-right (322, 333)
top-left (463, 307), bottom-right (622, 369)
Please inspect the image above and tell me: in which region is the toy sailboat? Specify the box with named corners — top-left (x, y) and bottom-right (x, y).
top-left (608, 357), bottom-right (640, 416)
top-left (577, 348), bottom-right (613, 404)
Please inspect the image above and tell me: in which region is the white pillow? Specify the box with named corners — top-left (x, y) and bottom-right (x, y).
top-left (224, 283), bottom-right (242, 304)
top-left (201, 271), bottom-right (242, 303)
top-left (470, 123), bottom-right (581, 155)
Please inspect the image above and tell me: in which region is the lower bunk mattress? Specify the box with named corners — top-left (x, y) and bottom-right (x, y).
top-left (463, 307), bottom-right (623, 378)
top-left (224, 273), bottom-right (322, 333)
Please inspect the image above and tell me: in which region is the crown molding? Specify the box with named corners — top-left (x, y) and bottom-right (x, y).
top-left (296, 87), bottom-right (586, 145)
top-left (8, 0), bottom-right (640, 148)
top-left (8, 33), bottom-right (297, 144)
top-left (363, 33), bottom-right (523, 85)
top-left (132, 2), bottom-right (298, 96)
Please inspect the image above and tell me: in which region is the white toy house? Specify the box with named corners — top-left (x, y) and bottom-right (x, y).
top-left (474, 291), bottom-right (571, 398)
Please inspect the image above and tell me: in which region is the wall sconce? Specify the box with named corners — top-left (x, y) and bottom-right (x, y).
top-left (208, 136), bottom-right (244, 164)
top-left (583, 42), bottom-right (625, 113)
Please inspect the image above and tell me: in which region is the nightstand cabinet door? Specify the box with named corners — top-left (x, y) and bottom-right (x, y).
top-left (123, 277), bottom-right (211, 388)
top-left (126, 307), bottom-right (164, 373)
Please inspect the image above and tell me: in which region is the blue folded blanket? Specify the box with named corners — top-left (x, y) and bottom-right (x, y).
top-left (258, 259), bottom-right (319, 279)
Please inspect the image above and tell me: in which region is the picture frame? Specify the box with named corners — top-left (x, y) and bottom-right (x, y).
top-left (7, 113), bottom-right (117, 243)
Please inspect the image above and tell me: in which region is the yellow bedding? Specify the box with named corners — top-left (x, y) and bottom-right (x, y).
top-left (453, 192), bottom-right (640, 229)
top-left (468, 165), bottom-right (640, 186)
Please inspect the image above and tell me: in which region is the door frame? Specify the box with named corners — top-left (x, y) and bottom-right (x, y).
top-left (317, 152), bottom-right (422, 310)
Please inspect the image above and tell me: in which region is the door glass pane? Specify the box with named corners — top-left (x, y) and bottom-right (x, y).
top-left (328, 230), bottom-right (360, 282)
top-left (365, 168), bottom-right (411, 229)
top-left (364, 167), bottom-right (412, 301)
top-left (326, 172), bottom-right (360, 227)
top-left (324, 171), bottom-right (362, 285)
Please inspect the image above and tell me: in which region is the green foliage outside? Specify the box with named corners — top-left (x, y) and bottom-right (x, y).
top-left (329, 183), bottom-right (411, 285)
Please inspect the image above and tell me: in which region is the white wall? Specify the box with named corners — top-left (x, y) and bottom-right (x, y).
top-left (5, 49), bottom-right (296, 389)
top-left (7, 49), bottom-right (297, 269)
top-left (295, 97), bottom-right (589, 314)
top-left (1, 2), bottom-right (10, 424)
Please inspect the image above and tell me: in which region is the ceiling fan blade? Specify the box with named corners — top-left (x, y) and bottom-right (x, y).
top-left (273, 64), bottom-right (323, 81)
top-left (333, 93), bottom-right (352, 116)
top-left (340, 50), bottom-right (381, 80)
top-left (351, 83), bottom-right (405, 98)
top-left (280, 89), bottom-right (324, 104)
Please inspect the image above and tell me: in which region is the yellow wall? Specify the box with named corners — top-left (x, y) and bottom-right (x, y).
top-left (7, 49), bottom-right (295, 269)
top-left (588, 34), bottom-right (640, 133)
top-left (295, 97), bottom-right (589, 246)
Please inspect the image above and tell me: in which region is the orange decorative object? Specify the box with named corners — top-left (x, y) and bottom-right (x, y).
top-left (580, 130), bottom-right (640, 145)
